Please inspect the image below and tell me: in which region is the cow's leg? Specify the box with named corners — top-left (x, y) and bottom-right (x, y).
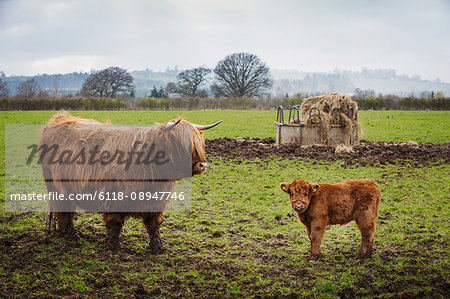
top-left (355, 213), bottom-right (376, 258)
top-left (309, 220), bottom-right (326, 261)
top-left (55, 212), bottom-right (78, 239)
top-left (45, 183), bottom-right (78, 238)
top-left (143, 213), bottom-right (165, 254)
top-left (103, 213), bottom-right (126, 250)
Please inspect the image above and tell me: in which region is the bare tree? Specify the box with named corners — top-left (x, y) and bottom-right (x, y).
top-left (106, 67), bottom-right (134, 97)
top-left (81, 67), bottom-right (134, 98)
top-left (17, 78), bottom-right (44, 98)
top-left (213, 53), bottom-right (272, 98)
top-left (176, 67), bottom-right (211, 97)
top-left (0, 78), bottom-right (10, 97)
top-left (210, 82), bottom-right (226, 98)
top-left (165, 82), bottom-right (177, 95)
top-left (81, 72), bottom-right (108, 97)
top-left (52, 74), bottom-right (61, 95)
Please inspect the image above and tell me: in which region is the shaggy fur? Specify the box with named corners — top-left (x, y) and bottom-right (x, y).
top-left (280, 179), bottom-right (381, 261)
top-left (41, 111), bottom-right (208, 252)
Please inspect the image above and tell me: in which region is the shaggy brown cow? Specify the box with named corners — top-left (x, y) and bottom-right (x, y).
top-left (40, 111), bottom-right (221, 252)
top-left (280, 179), bottom-right (381, 260)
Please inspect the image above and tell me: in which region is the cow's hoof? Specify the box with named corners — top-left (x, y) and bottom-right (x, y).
top-left (308, 253), bottom-right (320, 262)
top-left (58, 227), bottom-right (80, 240)
top-left (105, 237), bottom-right (120, 251)
top-left (358, 245), bottom-right (373, 259)
top-left (358, 250), bottom-right (373, 259)
top-left (358, 253), bottom-right (371, 259)
top-left (148, 239), bottom-right (165, 254)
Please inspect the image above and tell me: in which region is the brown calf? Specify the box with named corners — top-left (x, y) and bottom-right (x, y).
top-left (280, 179), bottom-right (381, 261)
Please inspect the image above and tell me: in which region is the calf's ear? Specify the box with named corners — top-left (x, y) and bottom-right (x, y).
top-left (280, 182), bottom-right (290, 194)
top-left (310, 183), bottom-right (320, 193)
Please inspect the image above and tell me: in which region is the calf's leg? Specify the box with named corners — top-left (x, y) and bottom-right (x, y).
top-left (143, 213), bottom-right (165, 253)
top-left (355, 213), bottom-right (376, 258)
top-left (303, 223), bottom-right (312, 240)
top-left (103, 213), bottom-right (126, 250)
top-left (309, 220), bottom-right (327, 261)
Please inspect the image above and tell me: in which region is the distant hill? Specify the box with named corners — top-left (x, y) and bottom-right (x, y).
top-left (1, 72), bottom-right (89, 96)
top-left (1, 67), bottom-right (449, 97)
top-left (0, 69), bottom-right (178, 97)
top-left (131, 68), bottom-right (178, 97)
top-left (270, 68), bottom-right (450, 97)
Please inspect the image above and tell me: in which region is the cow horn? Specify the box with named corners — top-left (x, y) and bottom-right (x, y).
top-left (165, 119), bottom-right (181, 130)
top-left (193, 120), bottom-right (223, 130)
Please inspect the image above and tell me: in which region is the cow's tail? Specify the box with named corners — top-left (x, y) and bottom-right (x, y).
top-left (47, 211), bottom-right (54, 232)
top-left (46, 200), bottom-right (57, 233)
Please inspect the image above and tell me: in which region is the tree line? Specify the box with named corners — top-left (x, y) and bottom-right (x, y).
top-left (1, 93), bottom-right (448, 111)
top-left (0, 52), bottom-right (448, 110)
top-left (0, 52), bottom-right (273, 100)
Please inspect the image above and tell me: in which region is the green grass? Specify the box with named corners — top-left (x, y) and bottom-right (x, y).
top-left (1, 159), bottom-right (448, 297)
top-left (0, 110), bottom-right (449, 297)
top-left (359, 110), bottom-right (449, 142)
top-left (1, 109), bottom-right (449, 142)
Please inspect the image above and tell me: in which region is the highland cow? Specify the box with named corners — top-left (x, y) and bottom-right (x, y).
top-left (39, 111), bottom-right (221, 252)
top-left (280, 179), bottom-right (381, 261)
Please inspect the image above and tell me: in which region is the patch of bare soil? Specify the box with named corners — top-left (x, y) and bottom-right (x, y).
top-left (1, 213), bottom-right (448, 297)
top-left (206, 138), bottom-right (450, 167)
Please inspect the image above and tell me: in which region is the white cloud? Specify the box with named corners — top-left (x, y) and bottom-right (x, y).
top-left (0, 0), bottom-right (449, 81)
top-left (29, 55), bottom-right (112, 74)
top-left (2, 23), bottom-right (34, 38)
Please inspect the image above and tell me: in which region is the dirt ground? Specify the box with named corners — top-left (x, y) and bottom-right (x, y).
top-left (206, 138), bottom-right (450, 167)
top-left (1, 138), bottom-right (449, 297)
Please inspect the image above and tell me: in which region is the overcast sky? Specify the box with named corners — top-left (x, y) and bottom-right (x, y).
top-left (1, 0), bottom-right (449, 81)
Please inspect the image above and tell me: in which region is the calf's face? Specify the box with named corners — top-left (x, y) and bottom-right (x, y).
top-left (280, 179), bottom-right (319, 213)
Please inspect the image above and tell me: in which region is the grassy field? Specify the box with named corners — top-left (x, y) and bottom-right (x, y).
top-left (0, 110), bottom-right (449, 297)
top-left (0, 110), bottom-right (449, 142)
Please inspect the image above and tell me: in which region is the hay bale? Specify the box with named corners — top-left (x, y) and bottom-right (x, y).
top-left (299, 93), bottom-right (362, 145)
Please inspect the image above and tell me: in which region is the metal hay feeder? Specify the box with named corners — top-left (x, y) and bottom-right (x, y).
top-left (274, 105), bottom-right (358, 146)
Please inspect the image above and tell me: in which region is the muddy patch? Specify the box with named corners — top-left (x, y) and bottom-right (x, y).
top-left (206, 138), bottom-right (449, 166)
